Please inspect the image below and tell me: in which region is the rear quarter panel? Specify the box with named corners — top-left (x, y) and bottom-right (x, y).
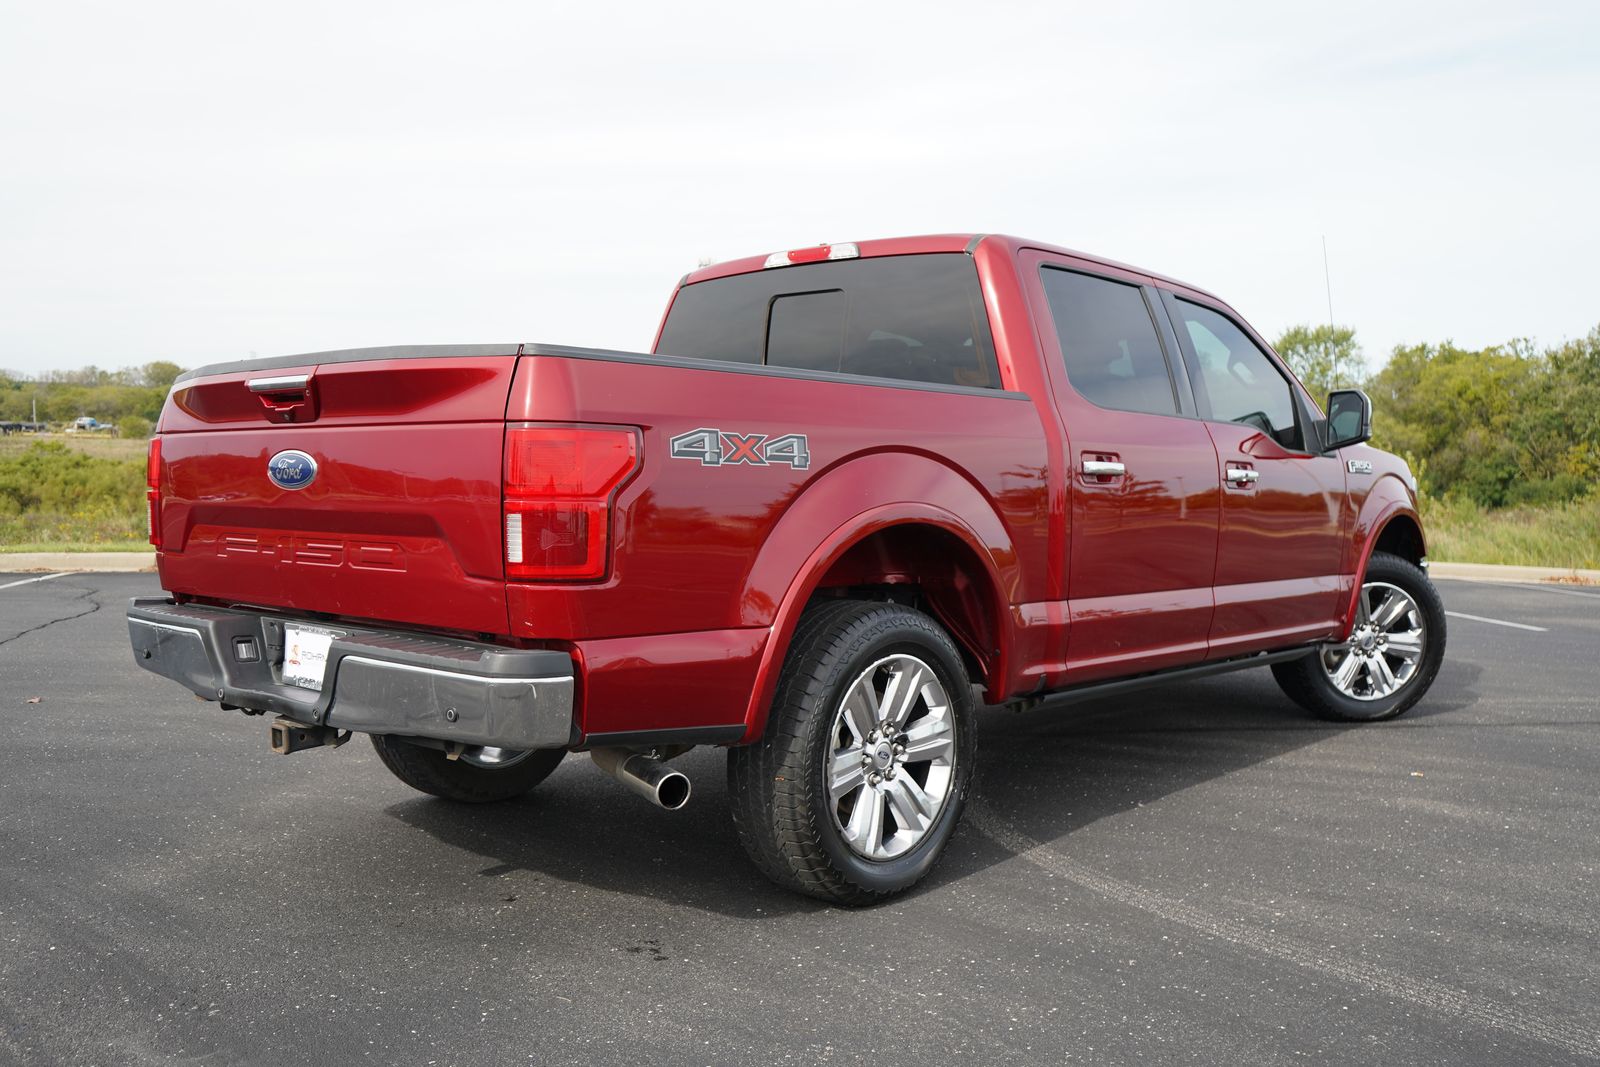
top-left (506, 353), bottom-right (1051, 736)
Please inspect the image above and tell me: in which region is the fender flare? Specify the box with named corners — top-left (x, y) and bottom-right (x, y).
top-left (735, 453), bottom-right (1018, 743)
top-left (1337, 476), bottom-right (1425, 636)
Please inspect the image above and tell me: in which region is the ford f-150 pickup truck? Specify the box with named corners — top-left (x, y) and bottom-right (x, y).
top-left (128, 233), bottom-right (1446, 904)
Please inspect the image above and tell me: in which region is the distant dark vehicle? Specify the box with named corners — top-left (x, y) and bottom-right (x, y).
top-left (127, 233), bottom-right (1446, 904)
top-left (0, 422), bottom-right (46, 435)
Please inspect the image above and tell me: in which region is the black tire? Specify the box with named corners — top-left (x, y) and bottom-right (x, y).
top-left (1272, 551), bottom-right (1447, 722)
top-left (370, 736), bottom-right (566, 803)
top-left (728, 599), bottom-right (978, 906)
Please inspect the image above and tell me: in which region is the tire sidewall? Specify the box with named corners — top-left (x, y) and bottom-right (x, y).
top-left (806, 617), bottom-right (977, 895)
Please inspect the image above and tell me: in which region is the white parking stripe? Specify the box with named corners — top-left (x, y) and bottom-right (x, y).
top-left (1445, 610), bottom-right (1548, 633)
top-left (0, 572), bottom-right (72, 591)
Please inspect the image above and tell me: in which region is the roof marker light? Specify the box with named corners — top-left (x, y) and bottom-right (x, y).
top-left (762, 242), bottom-right (860, 269)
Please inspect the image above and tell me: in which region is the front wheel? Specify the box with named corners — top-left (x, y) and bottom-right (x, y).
top-left (371, 736), bottom-right (566, 802)
top-left (728, 599), bottom-right (977, 906)
top-left (1272, 551), bottom-right (1447, 722)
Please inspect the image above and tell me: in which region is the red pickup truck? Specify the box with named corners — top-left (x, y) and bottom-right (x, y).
top-left (128, 233), bottom-right (1445, 904)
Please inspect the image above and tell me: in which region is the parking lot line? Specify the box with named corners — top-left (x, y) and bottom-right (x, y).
top-left (1444, 610), bottom-right (1548, 633)
top-left (0, 572), bottom-right (71, 591)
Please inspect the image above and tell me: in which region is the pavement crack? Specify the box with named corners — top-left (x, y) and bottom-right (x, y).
top-left (0, 585), bottom-right (103, 651)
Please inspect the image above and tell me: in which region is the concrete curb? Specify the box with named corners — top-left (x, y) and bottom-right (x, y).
top-left (1, 552), bottom-right (156, 573)
top-left (1428, 561), bottom-right (1600, 584)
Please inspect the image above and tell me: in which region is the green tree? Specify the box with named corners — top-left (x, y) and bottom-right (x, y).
top-left (140, 361), bottom-right (184, 389)
top-left (1365, 332), bottom-right (1600, 507)
top-left (1273, 324), bottom-right (1363, 402)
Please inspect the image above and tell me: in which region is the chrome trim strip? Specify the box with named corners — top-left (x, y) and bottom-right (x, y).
top-left (129, 617), bottom-right (205, 637)
top-left (337, 654), bottom-right (572, 688)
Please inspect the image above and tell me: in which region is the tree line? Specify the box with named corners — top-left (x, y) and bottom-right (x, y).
top-left (7, 327), bottom-right (1599, 510)
top-left (0, 362), bottom-right (183, 437)
top-left (1278, 324), bottom-right (1598, 508)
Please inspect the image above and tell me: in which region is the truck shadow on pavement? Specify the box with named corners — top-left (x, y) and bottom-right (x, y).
top-left (384, 657), bottom-right (1482, 919)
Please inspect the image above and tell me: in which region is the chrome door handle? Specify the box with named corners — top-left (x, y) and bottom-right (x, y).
top-left (1082, 460), bottom-right (1126, 477)
top-left (1225, 466), bottom-right (1259, 484)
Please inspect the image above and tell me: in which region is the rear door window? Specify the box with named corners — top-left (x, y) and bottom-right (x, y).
top-left (1038, 267), bottom-right (1179, 416)
top-left (656, 253), bottom-right (1000, 388)
top-left (1173, 300), bottom-right (1303, 449)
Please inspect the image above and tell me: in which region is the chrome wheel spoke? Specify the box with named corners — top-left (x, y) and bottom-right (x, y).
top-left (1357, 587), bottom-right (1373, 626)
top-left (1330, 649), bottom-right (1362, 691)
top-left (1386, 629), bottom-right (1423, 659)
top-left (885, 775), bottom-right (935, 835)
top-left (840, 685), bottom-right (879, 744)
top-left (1371, 590), bottom-right (1412, 631)
top-left (1369, 653), bottom-right (1398, 694)
top-left (901, 715), bottom-right (953, 763)
top-left (879, 662), bottom-right (925, 727)
top-left (829, 746), bottom-right (867, 802)
top-left (844, 784), bottom-right (887, 857)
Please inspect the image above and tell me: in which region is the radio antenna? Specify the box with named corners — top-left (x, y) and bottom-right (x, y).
top-left (1322, 235), bottom-right (1338, 386)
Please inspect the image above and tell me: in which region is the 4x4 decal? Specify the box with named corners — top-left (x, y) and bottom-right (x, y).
top-left (669, 427), bottom-right (811, 469)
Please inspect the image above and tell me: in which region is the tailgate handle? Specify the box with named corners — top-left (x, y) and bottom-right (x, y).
top-left (247, 374), bottom-right (317, 423)
top-left (248, 374), bottom-right (310, 393)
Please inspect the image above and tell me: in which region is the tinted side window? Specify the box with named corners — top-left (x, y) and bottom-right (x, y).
top-left (1039, 267), bottom-right (1178, 416)
top-left (656, 254), bottom-right (1000, 388)
top-left (1175, 300), bottom-right (1301, 449)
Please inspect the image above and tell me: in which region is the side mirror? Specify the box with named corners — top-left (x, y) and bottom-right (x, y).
top-left (1324, 389), bottom-right (1372, 450)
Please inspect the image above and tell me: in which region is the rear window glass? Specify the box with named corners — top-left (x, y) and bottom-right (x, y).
top-left (656, 254), bottom-right (1000, 388)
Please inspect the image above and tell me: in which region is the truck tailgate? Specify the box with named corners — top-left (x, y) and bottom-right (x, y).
top-left (154, 348), bottom-right (517, 635)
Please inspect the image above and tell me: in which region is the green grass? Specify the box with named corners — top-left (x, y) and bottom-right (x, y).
top-left (0, 434), bottom-right (147, 461)
top-left (1, 541), bottom-right (150, 553)
top-left (1424, 493), bottom-right (1600, 569)
top-left (0, 440), bottom-right (147, 550)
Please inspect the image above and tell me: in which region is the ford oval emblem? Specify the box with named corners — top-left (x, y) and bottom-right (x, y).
top-left (267, 449), bottom-right (317, 491)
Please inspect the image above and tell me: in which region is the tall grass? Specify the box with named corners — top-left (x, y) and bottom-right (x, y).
top-left (1423, 493), bottom-right (1600, 569)
top-left (0, 441), bottom-right (146, 548)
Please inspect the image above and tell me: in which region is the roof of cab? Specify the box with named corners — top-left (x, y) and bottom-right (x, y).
top-left (678, 233), bottom-right (1224, 306)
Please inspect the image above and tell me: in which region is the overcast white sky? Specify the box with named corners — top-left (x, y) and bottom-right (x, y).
top-left (2, 0), bottom-right (1596, 377)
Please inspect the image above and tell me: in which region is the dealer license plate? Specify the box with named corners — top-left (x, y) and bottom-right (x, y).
top-left (282, 625), bottom-right (339, 692)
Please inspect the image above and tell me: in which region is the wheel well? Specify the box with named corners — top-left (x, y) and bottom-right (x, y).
top-left (810, 524), bottom-right (1000, 689)
top-left (1373, 514), bottom-right (1425, 566)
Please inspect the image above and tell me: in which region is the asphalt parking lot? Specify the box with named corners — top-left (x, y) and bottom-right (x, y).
top-left (1, 572), bottom-right (1597, 1066)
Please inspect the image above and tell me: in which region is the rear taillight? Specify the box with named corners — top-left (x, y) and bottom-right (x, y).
top-left (503, 425), bottom-right (639, 581)
top-left (146, 437), bottom-right (162, 547)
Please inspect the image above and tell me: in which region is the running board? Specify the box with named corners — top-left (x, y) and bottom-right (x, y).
top-left (1011, 646), bottom-right (1316, 712)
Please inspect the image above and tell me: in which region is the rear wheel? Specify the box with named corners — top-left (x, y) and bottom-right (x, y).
top-left (371, 736), bottom-right (566, 802)
top-left (728, 599), bottom-right (977, 905)
top-left (1272, 551), bottom-right (1446, 722)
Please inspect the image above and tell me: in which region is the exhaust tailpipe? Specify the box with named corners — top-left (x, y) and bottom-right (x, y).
top-left (590, 748), bottom-right (691, 810)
